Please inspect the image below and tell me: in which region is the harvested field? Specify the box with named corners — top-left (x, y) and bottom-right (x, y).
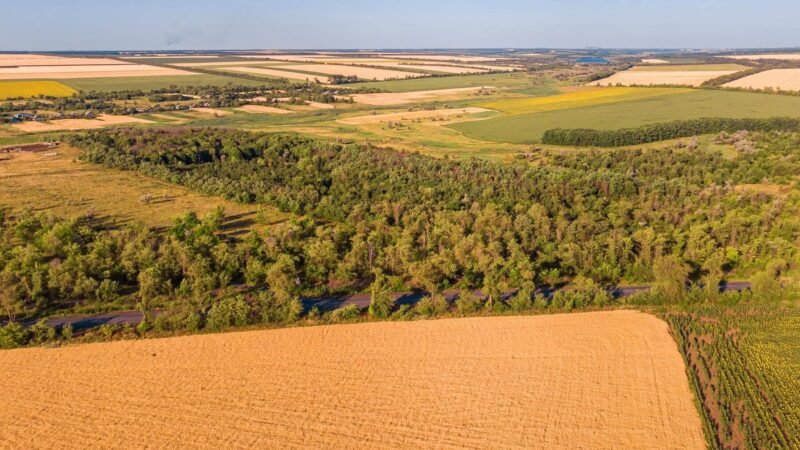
top-left (239, 54), bottom-right (335, 62)
top-left (277, 64), bottom-right (420, 81)
top-left (629, 64), bottom-right (747, 72)
top-left (225, 66), bottom-right (331, 83)
top-left (375, 63), bottom-right (490, 74)
top-left (590, 69), bottom-right (739, 87)
top-left (375, 53), bottom-right (499, 62)
top-left (340, 107), bottom-right (492, 124)
top-left (0, 54), bottom-right (128, 66)
top-left (236, 105), bottom-right (293, 114)
top-left (723, 68), bottom-right (800, 91)
top-left (348, 86), bottom-right (492, 105)
top-left (0, 311), bottom-right (704, 449)
top-left (0, 80), bottom-right (76, 99)
top-left (642, 58), bottom-right (670, 64)
top-left (12, 114), bottom-right (151, 132)
top-left (726, 53), bottom-right (800, 61)
top-left (0, 64), bottom-right (195, 80)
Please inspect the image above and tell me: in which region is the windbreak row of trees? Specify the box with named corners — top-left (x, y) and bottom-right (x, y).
top-left (540, 117), bottom-right (800, 147)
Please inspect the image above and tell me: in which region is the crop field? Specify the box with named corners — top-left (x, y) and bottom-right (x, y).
top-left (629, 64), bottom-right (748, 72)
top-left (0, 54), bottom-right (126, 66)
top-left (666, 303), bottom-right (800, 448)
top-left (373, 63), bottom-right (490, 74)
top-left (347, 72), bottom-right (538, 92)
top-left (0, 80), bottom-right (76, 99)
top-left (0, 311), bottom-right (704, 449)
top-left (479, 87), bottom-right (690, 114)
top-left (590, 69), bottom-right (739, 87)
top-left (726, 53), bottom-right (800, 61)
top-left (724, 68), bottom-right (800, 91)
top-left (0, 146), bottom-right (275, 231)
top-left (225, 66), bottom-right (331, 82)
top-left (63, 74), bottom-right (264, 92)
top-left (275, 63), bottom-right (421, 80)
top-left (451, 89), bottom-right (800, 144)
top-left (0, 64), bottom-right (196, 80)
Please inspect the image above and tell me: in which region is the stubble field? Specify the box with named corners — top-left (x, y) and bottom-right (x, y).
top-left (0, 311), bottom-right (705, 449)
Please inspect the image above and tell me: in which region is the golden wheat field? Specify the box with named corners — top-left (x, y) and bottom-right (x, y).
top-left (0, 311), bottom-right (704, 449)
top-left (590, 69), bottom-right (738, 87)
top-left (724, 68), bottom-right (800, 91)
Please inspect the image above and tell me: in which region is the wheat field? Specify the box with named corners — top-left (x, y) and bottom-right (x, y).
top-left (0, 311), bottom-right (704, 449)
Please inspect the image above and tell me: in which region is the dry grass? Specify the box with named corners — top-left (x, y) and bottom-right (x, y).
top-left (188, 107), bottom-right (232, 116)
top-left (236, 105), bottom-right (293, 114)
top-left (724, 69), bottom-right (800, 91)
top-left (590, 69), bottom-right (739, 87)
top-left (276, 64), bottom-right (421, 81)
top-left (12, 114), bottom-right (151, 132)
top-left (339, 107), bottom-right (491, 125)
top-left (0, 311), bottom-right (704, 449)
top-left (347, 86), bottom-right (492, 105)
top-left (0, 146), bottom-right (274, 230)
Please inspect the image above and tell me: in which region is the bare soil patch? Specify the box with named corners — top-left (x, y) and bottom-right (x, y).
top-left (0, 311), bottom-right (704, 449)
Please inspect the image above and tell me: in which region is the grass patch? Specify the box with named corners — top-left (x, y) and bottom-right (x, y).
top-left (0, 145), bottom-right (283, 232)
top-left (0, 80), bottom-right (77, 99)
top-left (451, 89), bottom-right (800, 144)
top-left (63, 74), bottom-right (265, 92)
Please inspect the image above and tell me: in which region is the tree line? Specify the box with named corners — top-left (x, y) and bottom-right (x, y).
top-left (540, 117), bottom-right (800, 147)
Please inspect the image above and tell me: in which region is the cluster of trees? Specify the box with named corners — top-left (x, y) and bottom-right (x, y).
top-left (540, 117), bottom-right (800, 147)
top-left (67, 128), bottom-right (798, 291)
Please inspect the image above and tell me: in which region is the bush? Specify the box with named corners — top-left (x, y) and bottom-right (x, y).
top-left (259, 292), bottom-right (302, 324)
top-left (0, 322), bottom-right (29, 349)
top-left (509, 285), bottom-right (534, 313)
top-left (206, 296), bottom-right (251, 331)
top-left (455, 289), bottom-right (482, 315)
top-left (329, 304), bottom-right (362, 322)
top-left (414, 294), bottom-right (449, 317)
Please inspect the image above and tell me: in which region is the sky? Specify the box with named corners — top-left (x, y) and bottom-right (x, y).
top-left (1, 0), bottom-right (798, 51)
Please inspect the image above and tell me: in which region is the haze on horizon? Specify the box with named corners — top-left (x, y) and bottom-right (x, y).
top-left (1, 0), bottom-right (799, 51)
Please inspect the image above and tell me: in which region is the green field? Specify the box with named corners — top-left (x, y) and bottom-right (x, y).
top-left (451, 89), bottom-right (800, 144)
top-left (63, 74), bottom-right (265, 92)
top-left (345, 72), bottom-right (540, 92)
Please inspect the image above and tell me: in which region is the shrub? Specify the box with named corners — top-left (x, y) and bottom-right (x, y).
top-left (455, 289), bottom-right (482, 315)
top-left (0, 322), bottom-right (29, 349)
top-left (259, 292), bottom-right (302, 324)
top-left (206, 296), bottom-right (251, 331)
top-left (329, 304), bottom-right (362, 322)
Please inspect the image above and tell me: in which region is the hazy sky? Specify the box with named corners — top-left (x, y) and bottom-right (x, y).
top-left (1, 0), bottom-right (798, 51)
